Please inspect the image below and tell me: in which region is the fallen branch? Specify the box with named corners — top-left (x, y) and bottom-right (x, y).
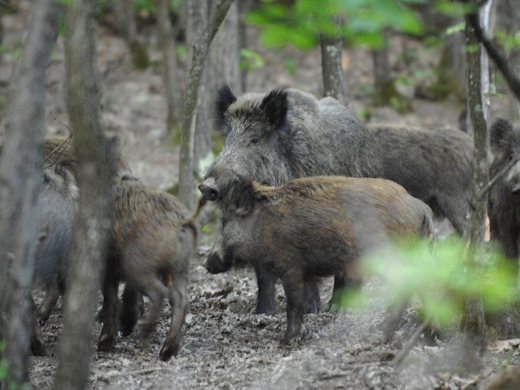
top-left (393, 321), bottom-right (428, 367)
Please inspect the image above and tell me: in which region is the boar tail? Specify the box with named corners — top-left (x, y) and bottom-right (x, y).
top-left (191, 197), bottom-right (208, 221)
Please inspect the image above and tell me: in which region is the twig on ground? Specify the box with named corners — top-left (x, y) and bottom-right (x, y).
top-left (393, 321), bottom-right (429, 367)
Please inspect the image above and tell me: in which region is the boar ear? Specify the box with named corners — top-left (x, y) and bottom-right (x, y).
top-left (215, 84), bottom-right (237, 130)
top-left (231, 176), bottom-right (255, 216)
top-left (261, 88), bottom-right (288, 129)
top-left (490, 118), bottom-right (513, 155)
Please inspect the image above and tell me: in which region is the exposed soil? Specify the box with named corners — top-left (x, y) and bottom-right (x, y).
top-left (2, 4), bottom-right (518, 389)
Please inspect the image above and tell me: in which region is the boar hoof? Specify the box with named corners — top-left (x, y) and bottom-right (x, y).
top-left (159, 342), bottom-right (180, 361)
top-left (255, 305), bottom-right (276, 316)
top-left (97, 333), bottom-right (116, 352)
top-left (305, 299), bottom-right (320, 314)
top-left (31, 338), bottom-right (47, 356)
top-left (279, 334), bottom-right (300, 347)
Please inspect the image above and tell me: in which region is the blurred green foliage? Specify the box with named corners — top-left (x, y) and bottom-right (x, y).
top-left (240, 49), bottom-right (265, 72)
top-left (247, 0), bottom-right (423, 50)
top-left (361, 237), bottom-right (518, 328)
top-left (496, 31), bottom-right (520, 54)
top-left (247, 0), bottom-right (476, 51)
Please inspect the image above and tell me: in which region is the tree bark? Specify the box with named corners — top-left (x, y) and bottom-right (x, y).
top-left (237, 0), bottom-right (251, 92)
top-left (371, 32), bottom-right (411, 113)
top-left (196, 0), bottom-right (242, 174)
top-left (115, 0), bottom-right (149, 70)
top-left (0, 0), bottom-right (62, 386)
top-left (493, 0), bottom-right (520, 121)
top-left (186, 0), bottom-right (210, 175)
top-left (156, 0), bottom-right (182, 135)
top-left (459, 1), bottom-right (492, 370)
top-left (52, 1), bottom-right (114, 389)
top-left (177, 0), bottom-right (234, 208)
top-left (320, 17), bottom-right (347, 105)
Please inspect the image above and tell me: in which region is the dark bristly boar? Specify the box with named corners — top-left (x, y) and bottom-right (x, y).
top-left (98, 178), bottom-right (196, 361)
top-left (366, 124), bottom-right (474, 233)
top-left (488, 119), bottom-right (520, 264)
top-left (200, 85), bottom-right (473, 315)
top-left (209, 175), bottom-right (433, 345)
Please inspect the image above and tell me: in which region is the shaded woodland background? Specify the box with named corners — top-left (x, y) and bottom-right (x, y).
top-left (1, 0), bottom-right (520, 389)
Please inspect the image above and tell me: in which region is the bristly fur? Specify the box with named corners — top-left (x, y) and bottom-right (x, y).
top-left (260, 88), bottom-right (288, 128)
top-left (215, 84), bottom-right (237, 131)
top-left (491, 118), bottom-right (514, 155)
top-left (252, 176), bottom-right (355, 204)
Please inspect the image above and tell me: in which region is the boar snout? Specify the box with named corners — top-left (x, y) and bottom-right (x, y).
top-left (198, 177), bottom-right (220, 201)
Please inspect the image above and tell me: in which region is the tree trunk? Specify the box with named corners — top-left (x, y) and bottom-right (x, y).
top-left (115, 0), bottom-right (149, 70)
top-left (177, 0), bottom-right (234, 208)
top-left (197, 1), bottom-right (241, 174)
top-left (237, 0), bottom-right (251, 92)
top-left (459, 1), bottom-right (492, 370)
top-left (186, 0), bottom-right (210, 176)
top-left (493, 0), bottom-right (520, 121)
top-left (156, 0), bottom-right (182, 136)
top-left (52, 1), bottom-right (114, 389)
top-left (371, 32), bottom-right (411, 113)
top-left (320, 17), bottom-right (347, 105)
top-left (0, 0), bottom-right (63, 386)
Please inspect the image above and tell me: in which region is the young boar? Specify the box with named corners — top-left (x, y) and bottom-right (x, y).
top-left (98, 178), bottom-right (196, 361)
top-left (200, 85), bottom-right (473, 315)
top-left (211, 175), bottom-right (433, 345)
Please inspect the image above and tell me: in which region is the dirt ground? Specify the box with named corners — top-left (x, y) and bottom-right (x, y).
top-left (2, 4), bottom-right (519, 389)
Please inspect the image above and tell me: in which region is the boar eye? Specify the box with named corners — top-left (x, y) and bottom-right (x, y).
top-left (248, 137), bottom-right (260, 146)
top-left (509, 154), bottom-right (514, 161)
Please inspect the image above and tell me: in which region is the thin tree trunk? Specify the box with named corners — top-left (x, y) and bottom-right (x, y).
top-left (372, 35), bottom-right (392, 100)
top-left (0, 0), bottom-right (63, 386)
top-left (371, 32), bottom-right (411, 113)
top-left (156, 0), bottom-right (182, 135)
top-left (237, 0), bottom-right (251, 92)
top-left (459, 1), bottom-right (492, 370)
top-left (196, 0), bottom-right (241, 174)
top-left (116, 0), bottom-right (149, 70)
top-left (52, 1), bottom-right (114, 388)
top-left (493, 0), bottom-right (520, 121)
top-left (186, 0), bottom-right (210, 174)
top-left (177, 0), bottom-right (234, 208)
top-left (320, 17), bottom-right (347, 105)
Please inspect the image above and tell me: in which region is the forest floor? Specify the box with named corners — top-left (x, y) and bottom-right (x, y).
top-left (2, 4), bottom-right (518, 389)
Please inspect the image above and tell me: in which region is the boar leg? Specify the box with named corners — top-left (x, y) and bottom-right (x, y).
top-left (140, 284), bottom-right (165, 343)
top-left (436, 194), bottom-right (468, 236)
top-left (303, 278), bottom-right (321, 314)
top-left (327, 272), bottom-right (362, 311)
top-left (38, 281), bottom-right (60, 324)
top-left (30, 297), bottom-right (47, 356)
top-left (159, 275), bottom-right (188, 361)
top-left (120, 285), bottom-right (141, 336)
top-left (98, 267), bottom-right (120, 352)
top-left (254, 264), bottom-right (277, 315)
top-left (279, 273), bottom-right (305, 345)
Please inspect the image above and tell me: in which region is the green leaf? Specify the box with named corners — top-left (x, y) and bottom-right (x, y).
top-left (446, 22), bottom-right (465, 36)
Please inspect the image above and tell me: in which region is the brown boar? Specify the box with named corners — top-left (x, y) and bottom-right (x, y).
top-left (98, 178), bottom-right (196, 361)
top-left (214, 175), bottom-right (433, 345)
